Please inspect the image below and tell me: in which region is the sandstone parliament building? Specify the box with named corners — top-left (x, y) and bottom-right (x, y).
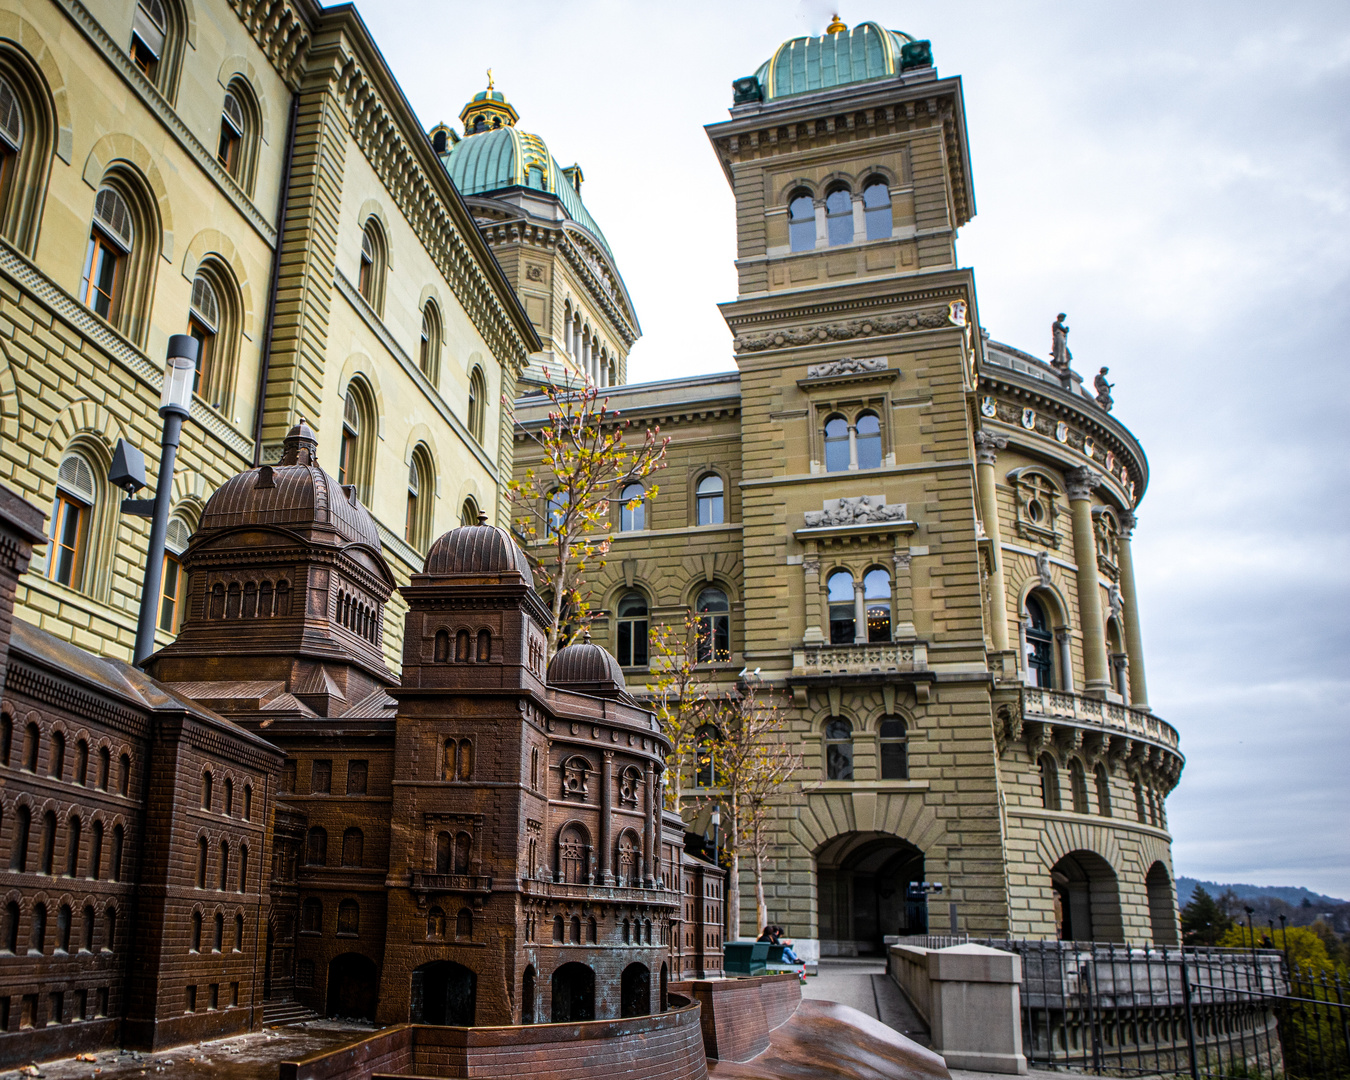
top-left (0, 0), bottom-right (1183, 1060)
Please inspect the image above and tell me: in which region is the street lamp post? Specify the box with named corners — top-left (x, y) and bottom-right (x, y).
top-left (133, 334), bottom-right (198, 666)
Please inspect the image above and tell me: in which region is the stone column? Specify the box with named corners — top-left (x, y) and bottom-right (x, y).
top-left (600, 751), bottom-right (614, 885)
top-left (974, 432), bottom-right (1011, 652)
top-left (1066, 468), bottom-right (1111, 696)
top-left (1116, 511), bottom-right (1149, 709)
top-left (847, 423), bottom-right (859, 469)
top-left (803, 553), bottom-right (823, 644)
top-left (853, 579), bottom-right (867, 644)
top-left (892, 548), bottom-right (915, 638)
top-left (643, 760), bottom-right (656, 887)
top-left (1055, 629), bottom-right (1075, 693)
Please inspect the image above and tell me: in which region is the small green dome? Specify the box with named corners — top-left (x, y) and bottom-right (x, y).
top-left (472, 88), bottom-right (506, 104)
top-left (739, 20), bottom-right (931, 104)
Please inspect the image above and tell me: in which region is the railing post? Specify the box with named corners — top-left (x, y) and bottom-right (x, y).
top-left (1180, 952), bottom-right (1200, 1080)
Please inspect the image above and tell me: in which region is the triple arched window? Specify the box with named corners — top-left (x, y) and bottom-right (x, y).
top-left (823, 410), bottom-right (882, 472)
top-left (826, 568), bottom-right (892, 644)
top-left (615, 592), bottom-right (648, 667)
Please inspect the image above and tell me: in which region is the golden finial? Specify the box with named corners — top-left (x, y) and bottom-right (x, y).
top-left (486, 67), bottom-right (494, 91)
top-left (826, 14), bottom-right (846, 33)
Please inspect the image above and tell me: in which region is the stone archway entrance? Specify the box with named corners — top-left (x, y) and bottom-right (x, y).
top-left (326, 953), bottom-right (378, 1020)
top-left (411, 960), bottom-right (477, 1026)
top-left (816, 832), bottom-right (925, 956)
top-left (551, 961), bottom-right (595, 1022)
top-left (620, 962), bottom-right (649, 1018)
top-left (1052, 850), bottom-right (1124, 943)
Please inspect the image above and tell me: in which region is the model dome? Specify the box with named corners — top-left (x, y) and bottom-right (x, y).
top-left (198, 419), bottom-right (381, 550)
top-left (547, 634), bottom-right (627, 694)
top-left (423, 516), bottom-right (535, 585)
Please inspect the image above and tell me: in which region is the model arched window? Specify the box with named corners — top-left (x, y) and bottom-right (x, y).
top-left (1094, 764), bottom-right (1112, 817)
top-left (825, 185), bottom-right (853, 246)
top-left (1025, 595), bottom-right (1055, 689)
top-left (827, 570), bottom-right (854, 644)
top-left (619, 482), bottom-right (645, 532)
top-left (305, 827), bottom-right (327, 866)
top-left (218, 841), bottom-right (229, 890)
top-left (696, 474), bottom-right (724, 526)
top-left (22, 722), bottom-right (38, 772)
top-left (788, 189), bottom-right (815, 252)
top-left (455, 908), bottom-right (472, 940)
top-left (0, 57), bottom-right (55, 255)
top-left (864, 567), bottom-right (891, 642)
top-left (8, 805), bottom-right (29, 870)
top-left (694, 725), bottom-right (719, 788)
top-left (48, 451), bottom-right (96, 591)
top-left (545, 489), bottom-right (568, 538)
top-left (337, 899), bottom-right (359, 936)
top-left (1069, 758), bottom-right (1089, 814)
top-left (558, 825), bottom-right (588, 884)
top-left (300, 898), bottom-right (321, 934)
top-left (823, 414), bottom-right (850, 472)
top-left (158, 514), bottom-right (191, 633)
top-left (468, 366), bottom-right (487, 442)
top-left (338, 381), bottom-right (376, 502)
top-left (48, 732), bottom-right (64, 779)
top-left (82, 174), bottom-right (158, 343)
top-left (695, 587), bottom-right (730, 663)
top-left (74, 739), bottom-right (88, 785)
top-left (825, 718), bottom-right (854, 780)
top-left (880, 716), bottom-right (908, 779)
top-left (195, 836), bottom-right (208, 887)
top-left (130, 0), bottom-right (186, 100)
top-left (406, 446), bottom-right (434, 551)
top-left (616, 592), bottom-right (648, 667)
top-left (1039, 754), bottom-right (1060, 811)
top-left (855, 412), bottom-right (882, 470)
top-left (358, 217), bottom-right (388, 315)
top-left (419, 301), bottom-right (442, 384)
top-left (863, 177), bottom-right (893, 240)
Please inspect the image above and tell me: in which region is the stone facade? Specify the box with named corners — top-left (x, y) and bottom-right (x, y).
top-left (0, 0), bottom-right (537, 677)
top-left (512, 20), bottom-right (1183, 956)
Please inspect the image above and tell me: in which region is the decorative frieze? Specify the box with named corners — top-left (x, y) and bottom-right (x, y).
top-left (734, 307), bottom-right (951, 352)
top-left (806, 357), bottom-right (888, 379)
top-left (804, 495), bottom-right (907, 527)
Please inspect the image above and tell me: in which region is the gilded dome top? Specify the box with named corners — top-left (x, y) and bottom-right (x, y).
top-left (738, 20), bottom-right (932, 104)
top-left (422, 517), bottom-right (535, 586)
top-left (198, 420), bottom-right (381, 550)
top-left (547, 635), bottom-right (627, 694)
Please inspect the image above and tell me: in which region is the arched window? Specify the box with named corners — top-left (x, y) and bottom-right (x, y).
top-left (104, 906), bottom-right (117, 951)
top-left (406, 446), bottom-right (434, 551)
top-left (433, 628), bottom-right (450, 663)
top-left (201, 771), bottom-right (213, 810)
top-left (130, 0), bottom-right (186, 99)
top-left (188, 909), bottom-right (201, 951)
top-left (695, 474), bottom-right (724, 526)
top-left (23, 722), bottom-right (38, 771)
top-left (213, 911), bottom-right (224, 952)
top-left (218, 840), bottom-right (230, 890)
top-left (827, 570), bottom-right (855, 644)
top-left (188, 261), bottom-right (241, 412)
top-left (457, 739), bottom-right (473, 780)
top-left (342, 827), bottom-right (363, 867)
top-left (476, 628), bottom-right (490, 662)
top-left (558, 825), bottom-right (588, 884)
top-left (880, 716), bottom-right (908, 779)
top-left (546, 489), bottom-right (569, 538)
top-left (223, 778), bottom-right (234, 816)
top-left (56, 903), bottom-right (71, 953)
top-left (305, 827), bottom-right (327, 866)
top-left (82, 905), bottom-right (95, 952)
top-left (1094, 764), bottom-right (1112, 817)
top-left (855, 412), bottom-right (882, 470)
top-left (238, 845), bottom-right (248, 892)
top-left (337, 899), bottom-right (359, 936)
top-left (8, 805), bottom-right (28, 870)
top-left (616, 592), bottom-right (648, 667)
top-left (242, 785), bottom-right (252, 820)
top-left (195, 836), bottom-right (208, 887)
top-left (454, 629), bottom-right (470, 663)
top-left (48, 451), bottom-right (97, 590)
top-left (825, 718), bottom-right (853, 780)
top-left (49, 731), bottom-right (65, 779)
top-left (75, 739), bottom-right (88, 785)
top-left (338, 380), bottom-right (376, 502)
top-left (460, 498), bottom-right (479, 527)
top-left (1039, 754), bottom-right (1061, 811)
top-left (823, 414), bottom-right (850, 473)
top-left (454, 832), bottom-right (471, 874)
top-left (38, 810), bottom-right (56, 874)
top-left (357, 217), bottom-right (387, 315)
top-left (110, 824), bottom-right (124, 881)
top-left (0, 57), bottom-right (55, 255)
top-left (1069, 758), bottom-right (1089, 814)
top-left (435, 831), bottom-right (452, 873)
top-left (0, 711), bottom-right (9, 767)
top-left (788, 189), bottom-right (815, 252)
top-left (217, 79), bottom-right (261, 196)
top-left (552, 915), bottom-right (564, 943)
top-left (1, 901), bottom-right (16, 954)
top-left (234, 913), bottom-right (245, 951)
top-left (694, 724), bottom-right (719, 788)
top-left (301, 898), bottom-right (321, 933)
top-left (82, 175), bottom-right (158, 343)
top-left (419, 300), bottom-right (442, 383)
top-left (158, 514), bottom-right (191, 633)
top-left (618, 482), bottom-right (645, 532)
top-left (825, 185), bottom-right (853, 246)
top-left (863, 177), bottom-right (893, 240)
top-left (455, 908), bottom-right (472, 940)
top-left (1025, 595), bottom-right (1055, 689)
top-left (468, 366), bottom-right (487, 442)
top-left (695, 587), bottom-right (730, 663)
top-left (864, 567), bottom-right (892, 642)
top-left (98, 746), bottom-right (110, 789)
top-left (89, 821), bottom-right (102, 879)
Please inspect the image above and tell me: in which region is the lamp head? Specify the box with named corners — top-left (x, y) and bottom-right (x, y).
top-left (161, 333), bottom-right (200, 414)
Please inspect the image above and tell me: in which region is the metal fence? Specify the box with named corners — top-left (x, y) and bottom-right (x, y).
top-left (911, 937), bottom-right (1349, 1080)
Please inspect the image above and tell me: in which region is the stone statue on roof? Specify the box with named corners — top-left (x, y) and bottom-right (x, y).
top-left (1051, 313), bottom-right (1072, 371)
top-left (1094, 367), bottom-right (1115, 412)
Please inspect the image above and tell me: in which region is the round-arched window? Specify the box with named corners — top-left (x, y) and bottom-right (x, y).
top-left (855, 412), bottom-right (882, 470)
top-left (1026, 595), bottom-right (1054, 689)
top-left (863, 177), bottom-right (892, 240)
top-left (619, 482), bottom-right (645, 532)
top-left (788, 189), bottom-right (815, 252)
top-left (696, 474), bottom-right (724, 526)
top-left (825, 718), bottom-right (853, 780)
top-left (616, 592), bottom-right (648, 667)
top-left (695, 587), bottom-right (729, 663)
top-left (863, 567), bottom-right (891, 642)
top-left (823, 414), bottom-right (850, 473)
top-left (825, 186), bottom-right (853, 246)
top-left (827, 570), bottom-right (854, 644)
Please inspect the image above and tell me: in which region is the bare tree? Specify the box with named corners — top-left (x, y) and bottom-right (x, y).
top-left (509, 375), bottom-right (667, 656)
top-left (646, 611), bottom-right (710, 811)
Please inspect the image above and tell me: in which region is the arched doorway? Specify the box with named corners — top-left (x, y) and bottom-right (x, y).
top-left (816, 832), bottom-right (925, 956)
top-left (326, 953), bottom-right (378, 1020)
top-left (521, 964), bottom-right (536, 1024)
top-left (411, 960), bottom-right (476, 1026)
top-left (659, 962), bottom-right (668, 1012)
top-left (1146, 862), bottom-right (1178, 944)
top-left (551, 962), bottom-right (594, 1022)
top-left (620, 962), bottom-right (649, 1018)
top-left (1051, 851), bottom-right (1124, 943)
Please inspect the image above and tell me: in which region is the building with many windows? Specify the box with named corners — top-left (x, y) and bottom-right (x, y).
top-left (513, 18), bottom-right (1184, 957)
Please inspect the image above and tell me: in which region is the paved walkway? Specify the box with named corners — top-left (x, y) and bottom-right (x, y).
top-left (800, 957), bottom-right (931, 1046)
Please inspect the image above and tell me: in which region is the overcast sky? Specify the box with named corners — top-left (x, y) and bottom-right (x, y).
top-left (355, 1), bottom-right (1350, 899)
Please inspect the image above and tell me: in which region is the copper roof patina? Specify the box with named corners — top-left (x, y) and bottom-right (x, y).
top-left (423, 518), bottom-right (535, 585)
top-left (547, 636), bottom-right (627, 694)
top-left (754, 20), bottom-right (917, 101)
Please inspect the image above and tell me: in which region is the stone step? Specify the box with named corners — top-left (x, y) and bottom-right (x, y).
top-left (263, 1000), bottom-right (322, 1027)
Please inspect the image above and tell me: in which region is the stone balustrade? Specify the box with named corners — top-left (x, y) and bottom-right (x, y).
top-left (792, 640), bottom-right (928, 677)
top-left (1020, 687), bottom-right (1179, 751)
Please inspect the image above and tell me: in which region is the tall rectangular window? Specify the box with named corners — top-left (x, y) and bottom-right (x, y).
top-left (311, 759), bottom-right (331, 795)
top-left (47, 490), bottom-right (87, 587)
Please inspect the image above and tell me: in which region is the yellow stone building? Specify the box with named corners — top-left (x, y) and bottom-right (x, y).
top-left (0, 0), bottom-right (537, 671)
top-left (512, 20), bottom-right (1184, 957)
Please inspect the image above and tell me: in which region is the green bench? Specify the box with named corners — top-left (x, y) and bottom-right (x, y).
top-left (722, 941), bottom-right (770, 975)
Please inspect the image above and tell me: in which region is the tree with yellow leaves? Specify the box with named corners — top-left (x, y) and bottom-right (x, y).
top-left (646, 611), bottom-right (711, 812)
top-left (509, 375), bottom-right (667, 656)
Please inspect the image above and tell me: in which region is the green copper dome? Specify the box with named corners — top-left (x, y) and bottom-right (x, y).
top-left (737, 20), bottom-right (931, 104)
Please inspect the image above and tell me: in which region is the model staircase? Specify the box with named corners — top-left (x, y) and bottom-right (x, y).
top-left (263, 999), bottom-right (322, 1026)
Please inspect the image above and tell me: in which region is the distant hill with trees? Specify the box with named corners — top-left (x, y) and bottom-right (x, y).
top-left (1177, 877), bottom-right (1346, 909)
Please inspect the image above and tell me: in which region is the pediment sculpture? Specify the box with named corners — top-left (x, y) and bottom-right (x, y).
top-left (806, 357), bottom-right (888, 379)
top-left (804, 495), bottom-right (907, 527)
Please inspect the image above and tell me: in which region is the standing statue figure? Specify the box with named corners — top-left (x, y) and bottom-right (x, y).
top-left (1094, 366), bottom-right (1115, 411)
top-left (1050, 313), bottom-right (1072, 371)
